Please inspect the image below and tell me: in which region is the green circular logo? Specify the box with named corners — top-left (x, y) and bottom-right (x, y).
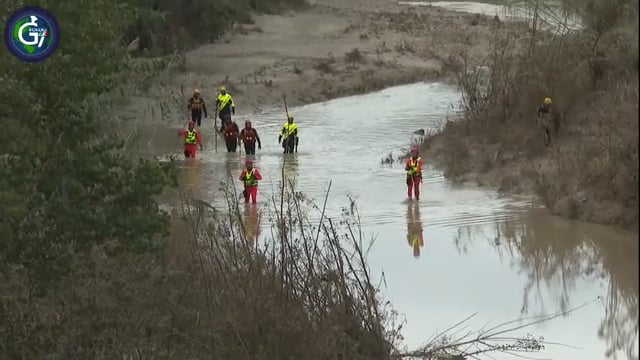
top-left (4, 6), bottom-right (60, 62)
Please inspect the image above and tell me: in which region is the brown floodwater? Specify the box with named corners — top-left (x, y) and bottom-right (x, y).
top-left (146, 82), bottom-right (638, 360)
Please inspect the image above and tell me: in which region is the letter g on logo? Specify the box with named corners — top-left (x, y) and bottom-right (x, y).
top-left (4, 6), bottom-right (60, 63)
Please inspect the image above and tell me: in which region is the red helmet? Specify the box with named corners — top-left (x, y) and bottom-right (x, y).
top-left (245, 159), bottom-right (253, 164)
top-left (188, 120), bottom-right (195, 127)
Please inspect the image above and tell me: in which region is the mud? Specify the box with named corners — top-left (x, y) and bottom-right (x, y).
top-left (115, 0), bottom-right (638, 358)
top-left (166, 82), bottom-right (636, 360)
top-left (115, 0), bottom-right (531, 130)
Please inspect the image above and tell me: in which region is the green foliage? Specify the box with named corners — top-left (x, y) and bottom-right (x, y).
top-left (0, 0), bottom-right (176, 293)
top-left (123, 0), bottom-right (308, 55)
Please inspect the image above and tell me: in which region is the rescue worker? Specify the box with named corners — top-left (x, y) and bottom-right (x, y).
top-left (406, 202), bottom-right (424, 258)
top-left (536, 96), bottom-right (556, 146)
top-left (178, 120), bottom-right (203, 158)
top-left (239, 120), bottom-right (262, 155)
top-left (223, 120), bottom-right (240, 152)
top-left (239, 159), bottom-right (263, 204)
top-left (537, 96), bottom-right (553, 117)
top-left (215, 86), bottom-right (235, 132)
top-left (187, 89), bottom-right (207, 127)
top-left (278, 115), bottom-right (299, 154)
top-left (404, 147), bottom-right (423, 200)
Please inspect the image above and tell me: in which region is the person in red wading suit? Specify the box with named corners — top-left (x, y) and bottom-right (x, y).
top-left (239, 159), bottom-right (263, 204)
top-left (239, 120), bottom-right (262, 155)
top-left (404, 147), bottom-right (423, 200)
top-left (224, 120), bottom-right (240, 152)
top-left (178, 120), bottom-right (203, 158)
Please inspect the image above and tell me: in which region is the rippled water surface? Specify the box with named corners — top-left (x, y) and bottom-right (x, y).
top-left (155, 83), bottom-right (638, 360)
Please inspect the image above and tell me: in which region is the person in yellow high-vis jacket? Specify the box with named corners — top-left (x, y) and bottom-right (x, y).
top-left (178, 120), bottom-right (203, 158)
top-left (278, 115), bottom-right (299, 154)
top-left (215, 86), bottom-right (235, 132)
top-left (404, 147), bottom-right (423, 200)
top-left (239, 159), bottom-right (263, 204)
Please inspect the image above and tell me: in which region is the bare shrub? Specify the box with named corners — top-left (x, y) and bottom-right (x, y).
top-left (429, 0), bottom-right (639, 227)
top-left (1, 172), bottom-right (557, 358)
top-left (373, 58), bottom-right (387, 67)
top-left (312, 55), bottom-right (337, 74)
top-left (345, 48), bottom-right (367, 66)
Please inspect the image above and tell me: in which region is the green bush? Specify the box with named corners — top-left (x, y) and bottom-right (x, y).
top-left (0, 1), bottom-right (176, 294)
top-left (123, 0), bottom-right (308, 55)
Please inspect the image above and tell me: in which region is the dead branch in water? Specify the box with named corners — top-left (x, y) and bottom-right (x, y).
top-left (393, 299), bottom-right (598, 359)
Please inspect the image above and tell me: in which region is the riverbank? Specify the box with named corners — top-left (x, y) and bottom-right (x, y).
top-left (116, 0), bottom-right (530, 126)
top-left (419, 0), bottom-right (639, 231)
top-left (119, 0), bottom-right (639, 231)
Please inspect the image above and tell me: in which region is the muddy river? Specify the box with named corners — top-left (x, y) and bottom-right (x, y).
top-left (152, 82), bottom-right (638, 359)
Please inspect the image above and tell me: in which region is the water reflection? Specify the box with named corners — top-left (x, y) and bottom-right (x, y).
top-left (178, 159), bottom-right (202, 199)
top-left (241, 204), bottom-right (262, 246)
top-left (406, 202), bottom-right (425, 258)
top-left (281, 155), bottom-right (299, 188)
top-left (454, 210), bottom-right (639, 360)
top-left (162, 82), bottom-right (637, 358)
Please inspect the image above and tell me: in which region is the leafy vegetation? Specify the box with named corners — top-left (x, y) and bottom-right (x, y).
top-left (0, 0), bottom-right (305, 350)
top-left (0, 0), bottom-right (307, 295)
top-left (123, 0), bottom-right (308, 55)
top-left (0, 1), bottom-right (176, 296)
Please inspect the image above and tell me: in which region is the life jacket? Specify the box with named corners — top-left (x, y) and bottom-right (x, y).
top-left (217, 93), bottom-right (233, 111)
top-left (224, 124), bottom-right (237, 138)
top-left (243, 168), bottom-right (258, 186)
top-left (280, 122), bottom-right (298, 138)
top-left (243, 128), bottom-right (257, 143)
top-left (407, 157), bottom-right (422, 176)
top-left (184, 129), bottom-right (197, 144)
top-left (191, 97), bottom-right (203, 110)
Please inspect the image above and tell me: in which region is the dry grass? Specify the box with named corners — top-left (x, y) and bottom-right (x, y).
top-left (312, 55), bottom-right (337, 74)
top-left (422, 0), bottom-right (639, 229)
top-left (0, 185), bottom-right (393, 358)
top-left (0, 167), bottom-right (561, 359)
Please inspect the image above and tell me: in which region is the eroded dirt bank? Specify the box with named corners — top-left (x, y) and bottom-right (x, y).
top-left (419, 1), bottom-right (639, 231)
top-left (389, 0), bottom-right (639, 232)
top-left (117, 0), bottom-right (530, 125)
top-left (116, 0), bottom-right (638, 232)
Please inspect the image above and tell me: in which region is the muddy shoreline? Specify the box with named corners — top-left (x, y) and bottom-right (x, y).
top-left (423, 132), bottom-right (638, 232)
top-left (115, 0), bottom-right (636, 231)
top-left (116, 0), bottom-right (529, 123)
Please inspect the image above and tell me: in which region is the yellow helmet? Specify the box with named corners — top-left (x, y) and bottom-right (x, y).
top-left (219, 86), bottom-right (226, 92)
top-left (287, 115), bottom-right (294, 121)
top-left (543, 97), bottom-right (552, 105)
